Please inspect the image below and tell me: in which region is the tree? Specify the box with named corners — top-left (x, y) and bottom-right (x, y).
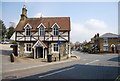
top-left (74, 41), bottom-right (80, 46)
top-left (7, 26), bottom-right (15, 39)
top-left (0, 20), bottom-right (7, 38)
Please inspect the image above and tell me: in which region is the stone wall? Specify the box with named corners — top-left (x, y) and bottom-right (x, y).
top-left (17, 41), bottom-right (70, 58)
top-left (49, 42), bottom-right (69, 58)
top-left (18, 42), bottom-right (33, 57)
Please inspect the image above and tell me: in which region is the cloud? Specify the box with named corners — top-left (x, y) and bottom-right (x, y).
top-left (71, 19), bottom-right (117, 43)
top-left (10, 20), bottom-right (19, 27)
top-left (34, 13), bottom-right (44, 17)
top-left (85, 19), bottom-right (107, 29)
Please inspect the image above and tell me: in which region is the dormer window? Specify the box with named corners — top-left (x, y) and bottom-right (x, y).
top-left (24, 23), bottom-right (32, 36)
top-left (51, 23), bottom-right (60, 36)
top-left (37, 23), bottom-right (46, 36)
top-left (26, 28), bottom-right (31, 36)
top-left (39, 25), bottom-right (45, 36)
top-left (53, 26), bottom-right (59, 36)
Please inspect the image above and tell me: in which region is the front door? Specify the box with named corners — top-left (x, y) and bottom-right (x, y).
top-left (36, 47), bottom-right (43, 58)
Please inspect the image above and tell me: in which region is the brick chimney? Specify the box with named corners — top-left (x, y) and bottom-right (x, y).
top-left (20, 5), bottom-right (27, 21)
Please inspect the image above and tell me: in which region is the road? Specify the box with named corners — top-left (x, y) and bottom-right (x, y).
top-left (2, 51), bottom-right (120, 80)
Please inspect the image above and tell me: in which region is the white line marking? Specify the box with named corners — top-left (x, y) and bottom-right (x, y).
top-left (85, 60), bottom-right (99, 65)
top-left (3, 59), bottom-right (77, 73)
top-left (38, 67), bottom-right (75, 78)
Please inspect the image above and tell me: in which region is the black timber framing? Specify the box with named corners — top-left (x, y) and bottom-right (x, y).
top-left (16, 30), bottom-right (70, 42)
top-left (68, 31), bottom-right (70, 42)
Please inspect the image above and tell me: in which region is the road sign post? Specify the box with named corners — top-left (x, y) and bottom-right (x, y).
top-left (58, 41), bottom-right (62, 61)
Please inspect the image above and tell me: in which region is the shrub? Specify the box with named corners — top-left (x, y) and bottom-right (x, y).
top-left (11, 41), bottom-right (17, 44)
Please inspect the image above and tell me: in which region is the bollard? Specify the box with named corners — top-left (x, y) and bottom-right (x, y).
top-left (10, 53), bottom-right (15, 62)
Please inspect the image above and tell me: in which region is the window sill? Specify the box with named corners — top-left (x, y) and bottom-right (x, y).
top-left (52, 51), bottom-right (59, 53)
top-left (24, 51), bottom-right (32, 53)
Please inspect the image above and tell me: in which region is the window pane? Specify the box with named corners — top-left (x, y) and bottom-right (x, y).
top-left (103, 46), bottom-right (108, 51)
top-left (26, 44), bottom-right (31, 52)
top-left (53, 27), bottom-right (59, 36)
top-left (29, 47), bottom-right (31, 51)
top-left (40, 27), bottom-right (45, 36)
top-left (26, 29), bottom-right (31, 36)
top-left (56, 46), bottom-right (58, 51)
top-left (53, 44), bottom-right (58, 52)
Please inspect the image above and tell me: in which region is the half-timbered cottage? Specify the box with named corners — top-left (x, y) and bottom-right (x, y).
top-left (12, 6), bottom-right (71, 59)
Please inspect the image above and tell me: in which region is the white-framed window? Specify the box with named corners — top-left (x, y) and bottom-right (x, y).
top-left (103, 46), bottom-right (108, 51)
top-left (53, 24), bottom-right (59, 36)
top-left (52, 43), bottom-right (59, 53)
top-left (24, 23), bottom-right (32, 36)
top-left (24, 43), bottom-right (32, 52)
top-left (39, 25), bottom-right (45, 36)
top-left (25, 28), bottom-right (31, 36)
top-left (103, 39), bottom-right (108, 44)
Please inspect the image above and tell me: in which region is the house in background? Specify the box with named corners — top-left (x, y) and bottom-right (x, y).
top-left (11, 6), bottom-right (71, 59)
top-left (92, 33), bottom-right (119, 53)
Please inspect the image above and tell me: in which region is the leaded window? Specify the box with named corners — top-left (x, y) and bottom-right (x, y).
top-left (25, 44), bottom-right (32, 52)
top-left (53, 44), bottom-right (59, 52)
top-left (53, 24), bottom-right (59, 36)
top-left (39, 25), bottom-right (45, 36)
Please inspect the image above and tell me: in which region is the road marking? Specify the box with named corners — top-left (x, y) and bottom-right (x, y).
top-left (85, 60), bottom-right (99, 65)
top-left (3, 59), bottom-right (78, 73)
top-left (38, 67), bottom-right (75, 78)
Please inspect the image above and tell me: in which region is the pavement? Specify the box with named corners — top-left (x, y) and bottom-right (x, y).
top-left (1, 44), bottom-right (80, 74)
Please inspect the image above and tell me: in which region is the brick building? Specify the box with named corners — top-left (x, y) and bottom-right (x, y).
top-left (91, 33), bottom-right (119, 53)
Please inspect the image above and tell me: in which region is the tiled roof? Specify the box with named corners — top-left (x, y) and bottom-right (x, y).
top-left (15, 17), bottom-right (70, 31)
top-left (99, 33), bottom-right (118, 38)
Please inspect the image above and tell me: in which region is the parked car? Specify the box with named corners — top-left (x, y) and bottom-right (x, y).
top-left (1, 40), bottom-right (10, 44)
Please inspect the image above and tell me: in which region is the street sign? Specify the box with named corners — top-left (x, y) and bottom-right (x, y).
top-left (57, 41), bottom-right (62, 45)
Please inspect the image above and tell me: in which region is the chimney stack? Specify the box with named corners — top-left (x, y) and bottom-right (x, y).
top-left (20, 5), bottom-right (27, 21)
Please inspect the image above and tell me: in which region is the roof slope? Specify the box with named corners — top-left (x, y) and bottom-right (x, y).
top-left (99, 33), bottom-right (118, 38)
top-left (15, 17), bottom-right (70, 31)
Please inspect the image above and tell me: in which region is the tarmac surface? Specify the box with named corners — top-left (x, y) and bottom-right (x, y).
top-left (1, 44), bottom-right (120, 80)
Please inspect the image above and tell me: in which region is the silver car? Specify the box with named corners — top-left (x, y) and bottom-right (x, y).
top-left (1, 40), bottom-right (10, 44)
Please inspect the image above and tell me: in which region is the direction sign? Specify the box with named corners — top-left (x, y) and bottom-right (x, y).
top-left (57, 41), bottom-right (62, 45)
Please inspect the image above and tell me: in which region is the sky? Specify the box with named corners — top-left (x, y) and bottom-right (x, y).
top-left (1, 2), bottom-right (118, 43)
